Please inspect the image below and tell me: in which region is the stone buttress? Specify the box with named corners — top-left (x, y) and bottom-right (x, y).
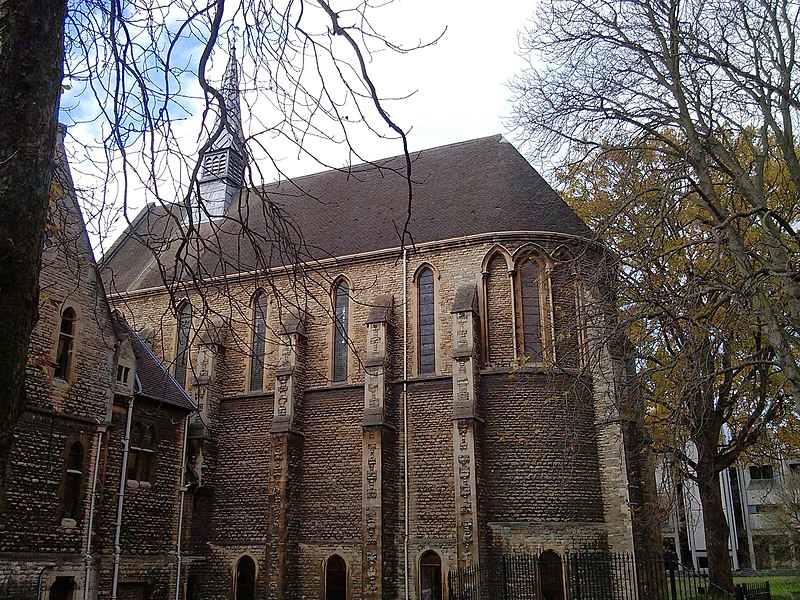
top-left (362, 295), bottom-right (394, 598)
top-left (268, 313), bottom-right (305, 598)
top-left (451, 286), bottom-right (482, 568)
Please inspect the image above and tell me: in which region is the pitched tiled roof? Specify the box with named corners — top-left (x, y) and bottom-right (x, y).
top-left (102, 135), bottom-right (591, 293)
top-left (111, 312), bottom-right (197, 411)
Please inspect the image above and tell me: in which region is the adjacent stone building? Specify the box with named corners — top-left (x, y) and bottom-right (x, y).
top-left (95, 53), bottom-right (659, 600)
top-left (0, 127), bottom-right (196, 600)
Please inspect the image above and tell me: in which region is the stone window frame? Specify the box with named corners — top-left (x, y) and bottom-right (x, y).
top-left (574, 278), bottom-right (589, 368)
top-left (53, 304), bottom-right (80, 386)
top-left (246, 289), bottom-right (270, 393)
top-left (173, 299), bottom-right (192, 389)
top-left (412, 263), bottom-right (442, 376)
top-left (480, 245), bottom-right (514, 368)
top-left (417, 548), bottom-right (446, 600)
top-left (322, 552), bottom-right (349, 600)
top-left (58, 433), bottom-right (87, 527)
top-left (232, 553), bottom-right (258, 600)
top-left (480, 244), bottom-right (556, 368)
top-left (512, 244), bottom-right (555, 367)
top-left (329, 275), bottom-right (352, 384)
top-left (126, 420), bottom-right (158, 488)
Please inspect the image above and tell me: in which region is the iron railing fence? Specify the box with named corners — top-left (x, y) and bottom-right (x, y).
top-left (447, 553), bottom-right (764, 600)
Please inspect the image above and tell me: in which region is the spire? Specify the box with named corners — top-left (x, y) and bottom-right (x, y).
top-left (211, 42), bottom-right (245, 152)
top-left (194, 40), bottom-right (247, 222)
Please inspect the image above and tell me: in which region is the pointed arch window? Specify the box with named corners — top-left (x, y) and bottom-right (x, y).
top-left (235, 555), bottom-right (256, 600)
top-left (250, 292), bottom-right (268, 391)
top-left (420, 550), bottom-right (443, 600)
top-left (515, 254), bottom-right (551, 364)
top-left (325, 554), bottom-right (347, 600)
top-left (55, 307), bottom-right (76, 380)
top-left (332, 281), bottom-right (349, 382)
top-left (417, 267), bottom-right (436, 374)
top-left (175, 302), bottom-right (192, 388)
top-left (63, 441), bottom-right (84, 521)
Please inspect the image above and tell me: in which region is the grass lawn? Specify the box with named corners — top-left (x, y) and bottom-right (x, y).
top-left (734, 575), bottom-right (800, 600)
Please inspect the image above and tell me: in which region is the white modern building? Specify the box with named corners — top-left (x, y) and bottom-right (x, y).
top-left (659, 452), bottom-right (800, 572)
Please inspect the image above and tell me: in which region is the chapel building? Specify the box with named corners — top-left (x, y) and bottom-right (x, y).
top-left (95, 52), bottom-right (660, 599)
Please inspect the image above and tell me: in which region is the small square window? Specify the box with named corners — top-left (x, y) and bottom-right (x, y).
top-left (749, 465), bottom-right (774, 480)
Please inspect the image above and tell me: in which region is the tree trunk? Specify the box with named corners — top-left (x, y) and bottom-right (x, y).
top-left (0, 0), bottom-right (67, 503)
top-left (696, 463), bottom-right (734, 593)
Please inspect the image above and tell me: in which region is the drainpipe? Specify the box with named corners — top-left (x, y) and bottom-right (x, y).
top-left (111, 396), bottom-right (135, 600)
top-left (83, 422), bottom-right (104, 600)
top-left (36, 564), bottom-right (57, 600)
top-left (174, 414), bottom-right (190, 600)
top-left (402, 247), bottom-right (410, 600)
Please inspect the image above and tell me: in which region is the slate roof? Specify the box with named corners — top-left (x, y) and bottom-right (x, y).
top-left (102, 134), bottom-right (591, 293)
top-left (111, 312), bottom-right (197, 411)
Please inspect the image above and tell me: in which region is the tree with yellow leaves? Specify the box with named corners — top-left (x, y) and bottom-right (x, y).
top-left (558, 134), bottom-right (795, 590)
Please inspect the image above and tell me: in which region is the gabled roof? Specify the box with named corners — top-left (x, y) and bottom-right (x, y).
top-left (102, 135), bottom-right (591, 293)
top-left (111, 311), bottom-right (197, 411)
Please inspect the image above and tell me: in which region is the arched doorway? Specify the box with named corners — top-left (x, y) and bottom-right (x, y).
top-left (235, 556), bottom-right (256, 600)
top-left (419, 550), bottom-right (443, 600)
top-left (539, 550), bottom-right (565, 600)
top-left (325, 554), bottom-right (347, 600)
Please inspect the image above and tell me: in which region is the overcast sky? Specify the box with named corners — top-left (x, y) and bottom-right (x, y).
top-left (62, 0), bottom-right (539, 248)
top-left (341, 0), bottom-right (536, 161)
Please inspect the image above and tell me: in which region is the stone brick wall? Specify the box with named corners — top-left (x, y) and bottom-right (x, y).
top-left (0, 133), bottom-right (117, 599)
top-left (481, 371), bottom-right (603, 524)
top-left (108, 234), bottom-right (646, 599)
top-left (92, 397), bottom-right (188, 599)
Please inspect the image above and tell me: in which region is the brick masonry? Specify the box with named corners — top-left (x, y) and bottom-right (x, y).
top-left (0, 131), bottom-right (194, 600)
top-left (103, 235), bottom-right (657, 599)
top-left (1, 133), bottom-right (658, 600)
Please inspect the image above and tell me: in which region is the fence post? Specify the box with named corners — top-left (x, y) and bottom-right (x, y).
top-left (734, 583), bottom-right (745, 600)
top-left (447, 570), bottom-right (452, 600)
top-left (668, 559), bottom-right (678, 600)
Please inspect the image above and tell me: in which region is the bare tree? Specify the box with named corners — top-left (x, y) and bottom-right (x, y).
top-left (512, 0), bottom-right (800, 400)
top-left (512, 0), bottom-right (800, 590)
top-left (0, 0), bottom-right (68, 501)
top-left (0, 0), bottom-right (428, 501)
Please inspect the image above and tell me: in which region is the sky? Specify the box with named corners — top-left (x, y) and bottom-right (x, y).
top-left (62, 0), bottom-right (541, 250)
